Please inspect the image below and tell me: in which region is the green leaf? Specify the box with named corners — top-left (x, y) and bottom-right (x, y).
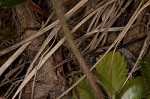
top-left (1, 0), bottom-right (27, 6)
top-left (147, 95), bottom-right (150, 99)
top-left (72, 78), bottom-right (95, 99)
top-left (94, 51), bottom-right (127, 97)
top-left (121, 85), bottom-right (142, 99)
top-left (118, 77), bottom-right (146, 99)
top-left (140, 56), bottom-right (150, 89)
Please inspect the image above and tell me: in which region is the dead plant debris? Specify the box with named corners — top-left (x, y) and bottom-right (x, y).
top-left (0, 0), bottom-right (150, 99)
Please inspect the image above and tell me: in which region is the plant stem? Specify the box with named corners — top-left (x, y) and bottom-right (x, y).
top-left (52, 0), bottom-right (103, 98)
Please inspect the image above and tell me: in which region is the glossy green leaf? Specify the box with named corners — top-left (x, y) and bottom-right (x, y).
top-left (118, 77), bottom-right (146, 99)
top-left (1, 0), bottom-right (27, 6)
top-left (121, 85), bottom-right (142, 99)
top-left (95, 51), bottom-right (127, 97)
top-left (72, 78), bottom-right (95, 99)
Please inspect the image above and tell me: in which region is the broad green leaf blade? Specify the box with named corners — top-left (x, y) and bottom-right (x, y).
top-left (120, 85), bottom-right (142, 99)
top-left (119, 77), bottom-right (146, 99)
top-left (95, 51), bottom-right (127, 97)
top-left (140, 56), bottom-right (150, 89)
top-left (147, 95), bottom-right (150, 99)
top-left (1, 0), bottom-right (27, 6)
top-left (72, 78), bottom-right (95, 99)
